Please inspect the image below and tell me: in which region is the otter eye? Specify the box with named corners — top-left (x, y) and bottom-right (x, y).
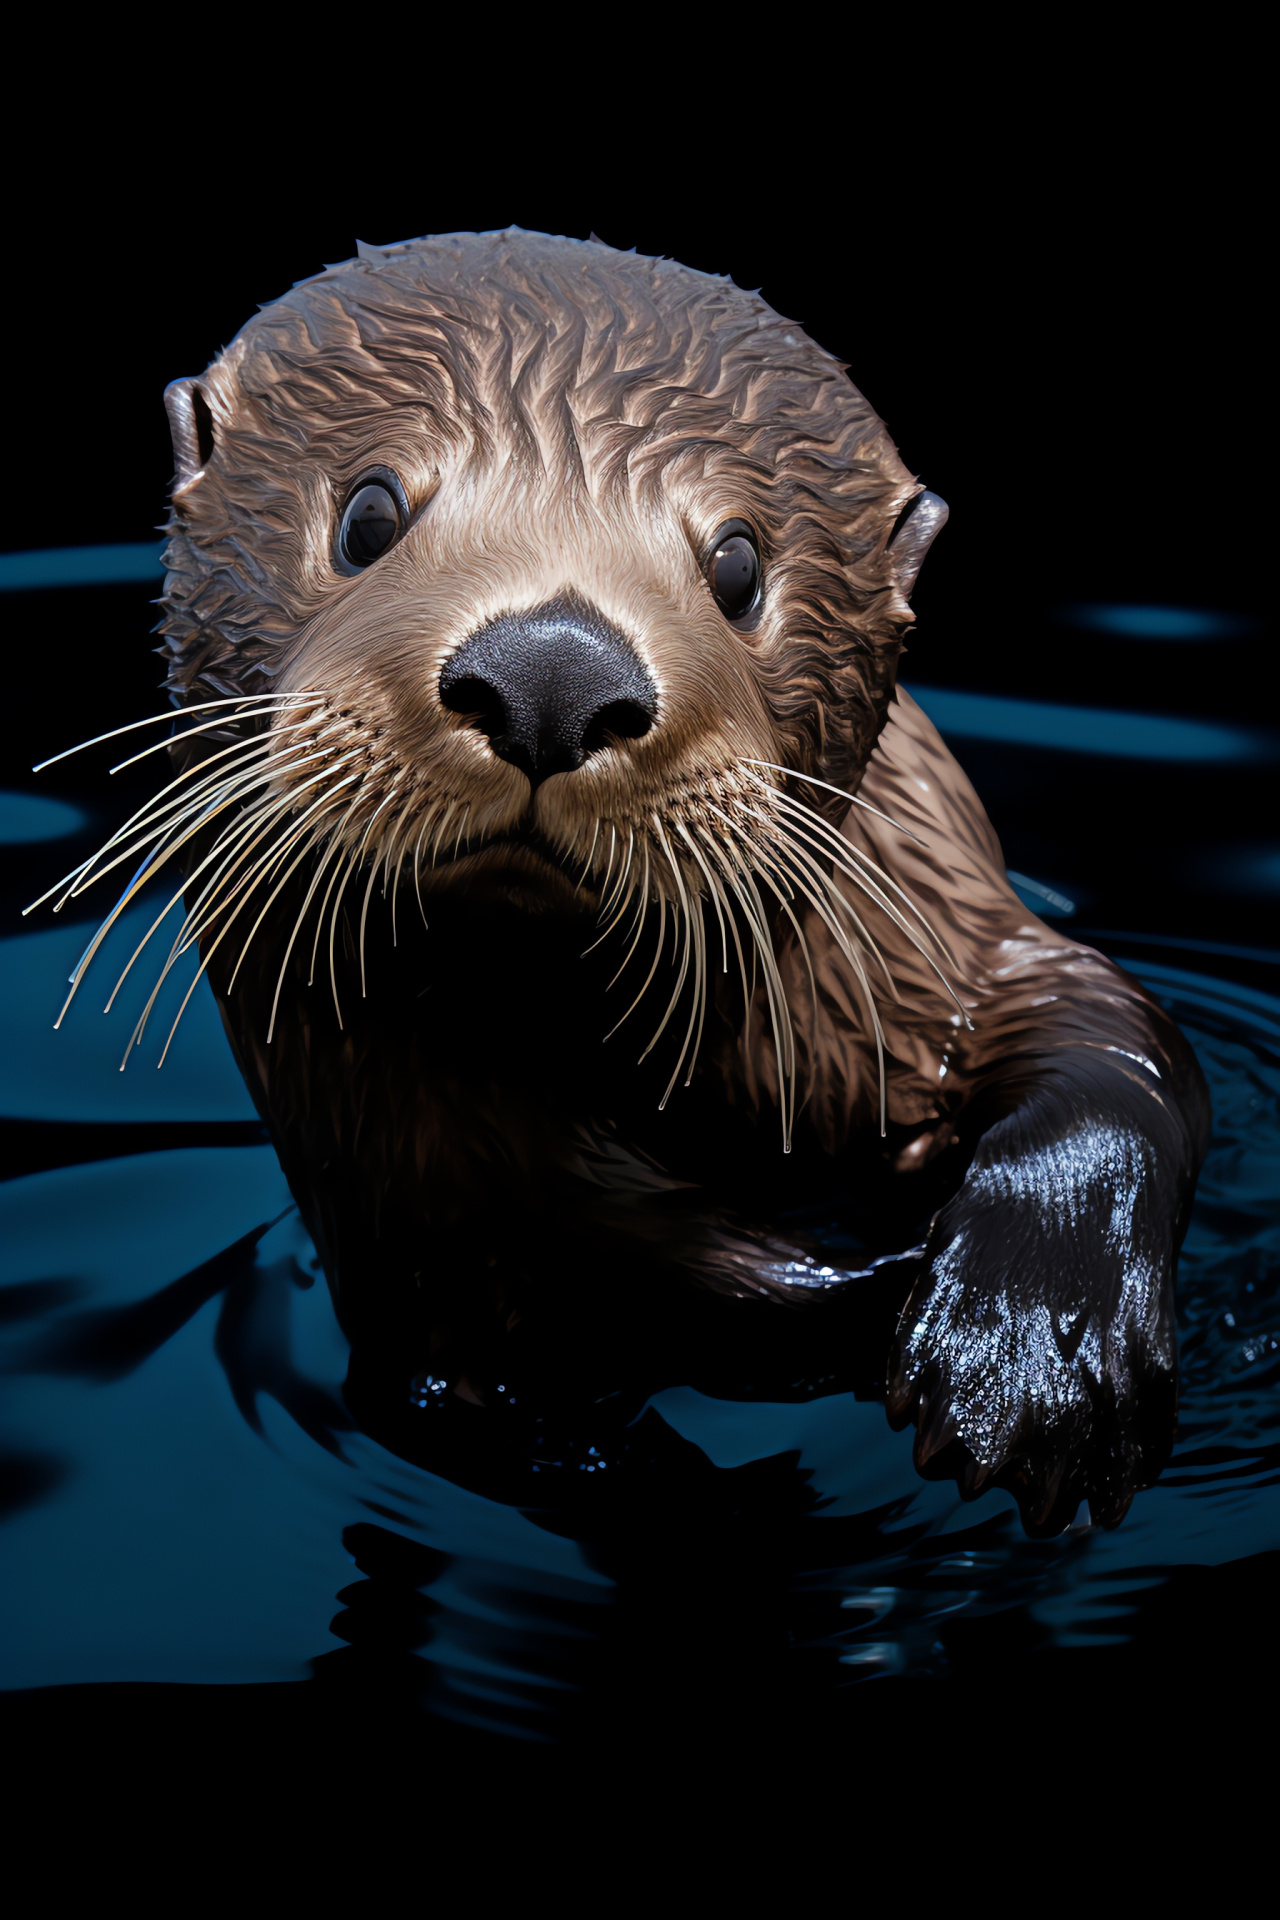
top-left (339, 481), bottom-right (402, 568)
top-left (707, 522), bottom-right (761, 622)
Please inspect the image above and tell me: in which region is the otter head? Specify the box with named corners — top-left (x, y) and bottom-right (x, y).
top-left (153, 231), bottom-right (947, 1133)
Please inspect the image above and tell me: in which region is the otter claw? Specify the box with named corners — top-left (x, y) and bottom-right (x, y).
top-left (914, 1396), bottom-right (960, 1468)
top-left (887, 1275), bottom-right (1175, 1537)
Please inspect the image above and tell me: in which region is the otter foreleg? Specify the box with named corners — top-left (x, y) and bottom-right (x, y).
top-left (886, 1047), bottom-right (1205, 1534)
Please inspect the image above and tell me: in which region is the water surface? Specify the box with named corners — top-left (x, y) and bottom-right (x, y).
top-left (2, 571), bottom-right (1278, 1752)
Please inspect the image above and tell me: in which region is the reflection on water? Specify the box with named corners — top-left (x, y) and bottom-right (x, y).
top-left (3, 558), bottom-right (1278, 1743)
top-left (2, 889), bottom-right (1278, 1742)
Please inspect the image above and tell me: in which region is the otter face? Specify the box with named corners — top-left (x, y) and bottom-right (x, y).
top-left (59, 231), bottom-right (947, 1137)
top-left (246, 451), bottom-right (794, 920)
top-left (162, 229), bottom-right (919, 865)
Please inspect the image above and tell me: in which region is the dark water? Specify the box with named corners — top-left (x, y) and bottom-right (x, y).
top-left (2, 573), bottom-right (1278, 1764)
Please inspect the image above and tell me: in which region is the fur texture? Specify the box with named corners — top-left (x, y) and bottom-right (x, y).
top-left (49, 229), bottom-right (1208, 1533)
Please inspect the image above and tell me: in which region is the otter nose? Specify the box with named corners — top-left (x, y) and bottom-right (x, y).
top-left (438, 595), bottom-right (657, 786)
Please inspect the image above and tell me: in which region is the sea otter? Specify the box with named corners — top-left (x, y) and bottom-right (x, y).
top-left (45, 230), bottom-right (1208, 1534)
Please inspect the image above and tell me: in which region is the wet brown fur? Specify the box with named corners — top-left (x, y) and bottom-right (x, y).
top-left (115, 228), bottom-right (1208, 1530)
top-left (158, 230), bottom-right (1193, 1142)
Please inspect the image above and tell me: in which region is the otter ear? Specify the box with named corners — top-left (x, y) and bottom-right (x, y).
top-left (164, 377), bottom-right (216, 490)
top-left (888, 490), bottom-right (948, 598)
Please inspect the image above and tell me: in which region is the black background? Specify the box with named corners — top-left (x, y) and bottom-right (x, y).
top-left (0, 40), bottom-right (1273, 1804)
top-left (1, 61), bottom-right (1269, 734)
top-left (2, 75), bottom-right (1269, 947)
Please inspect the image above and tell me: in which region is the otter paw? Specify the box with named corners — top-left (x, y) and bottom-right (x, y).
top-left (886, 1191), bottom-right (1178, 1535)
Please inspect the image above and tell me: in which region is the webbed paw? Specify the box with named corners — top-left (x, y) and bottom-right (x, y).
top-left (886, 1113), bottom-right (1180, 1534)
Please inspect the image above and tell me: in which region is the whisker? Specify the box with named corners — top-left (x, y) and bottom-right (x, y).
top-left (51, 775), bottom-right (283, 1029)
top-left (744, 772), bottom-right (958, 968)
top-left (638, 820), bottom-right (694, 1068)
top-left (57, 735), bottom-right (280, 895)
top-left (671, 895), bottom-right (709, 1098)
top-left (168, 805), bottom-right (302, 968)
top-left (604, 872), bottom-right (668, 1042)
top-left (170, 750), bottom-right (349, 934)
top-left (310, 812), bottom-right (363, 987)
top-left (25, 737), bottom-right (282, 919)
top-left (744, 782), bottom-right (971, 1028)
top-left (600, 826), bottom-right (635, 924)
top-left (675, 820), bottom-right (729, 976)
top-left (689, 888), bottom-right (710, 1087)
top-left (728, 799), bottom-right (897, 1002)
top-left (101, 885), bottom-right (191, 1015)
top-left (605, 839), bottom-right (651, 991)
top-left (23, 852), bottom-right (100, 919)
top-left (104, 734), bottom-right (281, 831)
top-left (714, 829), bottom-right (796, 1068)
top-left (713, 847), bottom-right (795, 1149)
top-left (742, 822), bottom-right (889, 1132)
top-left (269, 802), bottom-right (362, 1041)
top-left (575, 818), bottom-right (602, 895)
top-left (226, 799), bottom-right (353, 997)
top-left (695, 828), bottom-right (754, 1052)
top-left (98, 786), bottom-right (293, 1015)
top-left (31, 692), bottom-right (321, 774)
top-left (120, 797), bottom-right (313, 1063)
top-left (317, 770), bottom-right (399, 1026)
top-left (328, 846), bottom-right (361, 1030)
top-left (702, 837), bottom-right (759, 1098)
top-left (389, 809), bottom-right (413, 947)
top-left (597, 825), bottom-right (618, 914)
top-left (217, 759), bottom-right (369, 970)
top-left (343, 783), bottom-right (403, 1000)
top-left (157, 806), bottom-right (344, 1071)
top-left (726, 843), bottom-right (813, 1137)
top-left (358, 862), bottom-right (382, 996)
top-left (65, 738), bottom-right (328, 906)
top-left (412, 810), bottom-right (433, 931)
top-left (656, 890), bottom-right (694, 1090)
top-left (430, 799), bottom-right (458, 868)
top-left (149, 832), bottom-right (315, 1063)
top-left (174, 746), bottom-right (366, 957)
top-left (750, 844), bottom-right (820, 1076)
top-left (581, 828), bottom-right (641, 957)
top-left (738, 758), bottom-right (927, 846)
top-left (767, 837), bottom-right (886, 988)
top-left (108, 704), bottom-right (327, 776)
